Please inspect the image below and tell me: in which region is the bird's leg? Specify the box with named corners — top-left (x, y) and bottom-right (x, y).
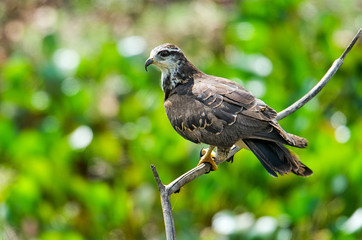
top-left (223, 140), bottom-right (249, 163)
top-left (225, 145), bottom-right (242, 163)
top-left (198, 145), bottom-right (218, 171)
top-left (214, 147), bottom-right (231, 164)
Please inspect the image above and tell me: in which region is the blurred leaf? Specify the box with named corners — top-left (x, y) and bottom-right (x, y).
top-left (0, 0), bottom-right (361, 239)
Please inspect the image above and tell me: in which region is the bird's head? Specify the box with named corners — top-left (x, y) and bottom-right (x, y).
top-left (145, 43), bottom-right (185, 74)
top-left (145, 44), bottom-right (200, 97)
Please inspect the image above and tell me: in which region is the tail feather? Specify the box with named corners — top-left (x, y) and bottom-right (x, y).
top-left (253, 125), bottom-right (308, 148)
top-left (243, 139), bottom-right (313, 177)
top-left (288, 133), bottom-right (308, 148)
top-left (266, 121), bottom-right (308, 148)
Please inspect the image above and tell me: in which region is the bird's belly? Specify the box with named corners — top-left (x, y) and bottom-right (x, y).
top-left (198, 128), bottom-right (242, 147)
top-left (178, 127), bottom-right (240, 147)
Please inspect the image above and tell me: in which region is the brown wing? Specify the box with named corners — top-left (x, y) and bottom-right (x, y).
top-left (190, 75), bottom-right (306, 147)
top-left (191, 74), bottom-right (278, 123)
top-left (164, 73), bottom-right (278, 146)
top-left (165, 92), bottom-right (225, 144)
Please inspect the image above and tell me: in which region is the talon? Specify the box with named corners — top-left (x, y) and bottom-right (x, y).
top-left (199, 148), bottom-right (207, 158)
top-left (226, 155), bottom-right (234, 164)
top-left (197, 146), bottom-right (218, 171)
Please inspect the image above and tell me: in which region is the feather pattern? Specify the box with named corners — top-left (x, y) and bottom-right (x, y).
top-left (147, 43), bottom-right (312, 177)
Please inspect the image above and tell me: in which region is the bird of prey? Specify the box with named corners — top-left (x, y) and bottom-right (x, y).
top-left (145, 43), bottom-right (312, 177)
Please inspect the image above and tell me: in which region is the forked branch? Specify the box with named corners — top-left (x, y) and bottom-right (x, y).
top-left (151, 28), bottom-right (361, 240)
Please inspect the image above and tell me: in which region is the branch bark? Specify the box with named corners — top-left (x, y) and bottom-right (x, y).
top-left (151, 28), bottom-right (361, 240)
top-left (150, 165), bottom-right (176, 240)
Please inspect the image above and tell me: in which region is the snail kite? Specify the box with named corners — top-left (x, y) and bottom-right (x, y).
top-left (145, 43), bottom-right (312, 177)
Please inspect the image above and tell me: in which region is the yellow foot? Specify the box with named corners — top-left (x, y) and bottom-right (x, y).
top-left (198, 147), bottom-right (218, 171)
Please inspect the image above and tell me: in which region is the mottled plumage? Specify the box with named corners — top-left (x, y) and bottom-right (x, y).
top-left (145, 43), bottom-right (312, 177)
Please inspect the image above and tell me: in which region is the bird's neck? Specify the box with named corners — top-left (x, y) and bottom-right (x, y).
top-left (161, 60), bottom-right (200, 100)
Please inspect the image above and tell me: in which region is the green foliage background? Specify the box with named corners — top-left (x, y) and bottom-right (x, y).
top-left (0, 0), bottom-right (361, 239)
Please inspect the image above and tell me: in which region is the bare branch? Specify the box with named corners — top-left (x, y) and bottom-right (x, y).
top-left (150, 165), bottom-right (176, 240)
top-left (151, 28), bottom-right (362, 240)
top-left (168, 163), bottom-right (211, 194)
top-left (150, 164), bottom-right (164, 191)
top-left (340, 28), bottom-right (362, 60)
top-left (276, 28), bottom-right (362, 121)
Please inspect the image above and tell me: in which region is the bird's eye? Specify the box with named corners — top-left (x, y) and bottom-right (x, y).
top-left (159, 50), bottom-right (171, 57)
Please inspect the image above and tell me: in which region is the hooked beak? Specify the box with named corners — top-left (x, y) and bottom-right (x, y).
top-left (145, 58), bottom-right (154, 71)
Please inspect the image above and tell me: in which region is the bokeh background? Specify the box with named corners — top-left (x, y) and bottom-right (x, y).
top-left (1, 0), bottom-right (362, 239)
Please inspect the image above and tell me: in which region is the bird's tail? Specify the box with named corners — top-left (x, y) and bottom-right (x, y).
top-left (263, 121), bottom-right (308, 148)
top-left (287, 133), bottom-right (308, 148)
top-left (243, 139), bottom-right (313, 177)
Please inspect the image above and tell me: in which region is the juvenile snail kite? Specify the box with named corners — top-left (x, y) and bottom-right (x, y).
top-left (145, 43), bottom-right (312, 177)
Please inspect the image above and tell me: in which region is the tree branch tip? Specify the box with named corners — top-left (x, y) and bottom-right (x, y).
top-left (339, 28), bottom-right (362, 60)
top-left (150, 164), bottom-right (158, 176)
top-left (150, 164), bottom-right (165, 190)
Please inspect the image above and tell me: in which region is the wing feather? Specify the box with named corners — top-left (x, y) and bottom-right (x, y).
top-left (191, 75), bottom-right (277, 124)
top-left (165, 73), bottom-right (281, 145)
